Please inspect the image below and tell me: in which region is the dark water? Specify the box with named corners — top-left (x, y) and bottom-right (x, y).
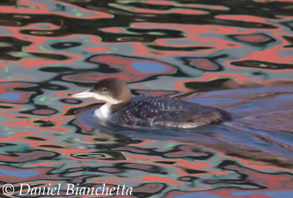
top-left (0, 0), bottom-right (293, 197)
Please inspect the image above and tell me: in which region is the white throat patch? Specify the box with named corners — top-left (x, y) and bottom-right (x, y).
top-left (92, 93), bottom-right (121, 104)
top-left (94, 103), bottom-right (111, 120)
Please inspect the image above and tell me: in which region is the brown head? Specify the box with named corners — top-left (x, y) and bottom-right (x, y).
top-left (72, 78), bottom-right (132, 106)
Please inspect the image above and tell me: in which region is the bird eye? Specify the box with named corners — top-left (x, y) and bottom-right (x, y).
top-left (101, 87), bottom-right (108, 91)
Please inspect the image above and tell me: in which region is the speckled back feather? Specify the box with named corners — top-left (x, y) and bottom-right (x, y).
top-left (110, 95), bottom-right (231, 128)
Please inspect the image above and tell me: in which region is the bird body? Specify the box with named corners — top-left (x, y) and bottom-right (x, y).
top-left (72, 78), bottom-right (231, 128)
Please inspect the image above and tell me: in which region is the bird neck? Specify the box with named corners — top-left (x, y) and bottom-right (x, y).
top-left (95, 102), bottom-right (128, 120)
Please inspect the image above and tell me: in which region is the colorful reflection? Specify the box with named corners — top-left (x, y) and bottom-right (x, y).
top-left (0, 0), bottom-right (292, 198)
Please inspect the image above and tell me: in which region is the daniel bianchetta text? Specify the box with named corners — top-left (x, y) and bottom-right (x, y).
top-left (2, 183), bottom-right (133, 196)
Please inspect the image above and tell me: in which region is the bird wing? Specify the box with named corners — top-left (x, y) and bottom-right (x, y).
top-left (112, 95), bottom-right (231, 128)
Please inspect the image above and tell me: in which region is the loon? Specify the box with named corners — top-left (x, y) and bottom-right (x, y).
top-left (72, 78), bottom-right (232, 128)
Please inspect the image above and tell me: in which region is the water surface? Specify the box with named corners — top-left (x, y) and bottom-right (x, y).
top-left (0, 0), bottom-right (292, 197)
